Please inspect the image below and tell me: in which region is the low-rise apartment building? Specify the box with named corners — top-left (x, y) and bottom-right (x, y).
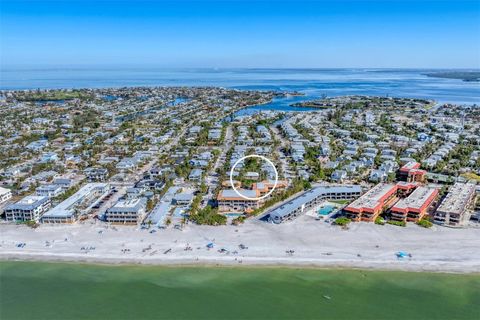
top-left (391, 186), bottom-right (439, 222)
top-left (4, 195), bottom-right (51, 222)
top-left (434, 182), bottom-right (476, 226)
top-left (268, 185), bottom-right (362, 224)
top-left (252, 180), bottom-right (288, 197)
top-left (217, 189), bottom-right (261, 212)
top-left (217, 180), bottom-right (289, 213)
top-left (105, 198), bottom-right (147, 224)
top-left (345, 183), bottom-right (399, 222)
top-left (41, 183), bottom-right (110, 223)
top-left (399, 161), bottom-right (427, 183)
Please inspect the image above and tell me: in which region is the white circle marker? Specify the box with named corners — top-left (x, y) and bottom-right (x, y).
top-left (229, 154), bottom-right (278, 201)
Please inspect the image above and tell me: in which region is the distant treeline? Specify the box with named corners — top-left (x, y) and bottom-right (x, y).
top-left (13, 90), bottom-right (93, 101)
top-left (424, 71), bottom-right (480, 82)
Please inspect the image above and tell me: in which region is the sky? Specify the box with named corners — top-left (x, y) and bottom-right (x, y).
top-left (1, 0), bottom-right (479, 68)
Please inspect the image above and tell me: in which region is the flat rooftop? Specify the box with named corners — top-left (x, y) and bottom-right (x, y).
top-left (346, 183), bottom-right (397, 211)
top-left (391, 186), bottom-right (438, 212)
top-left (437, 183), bottom-right (476, 215)
top-left (218, 189), bottom-right (259, 201)
top-left (107, 198), bottom-right (146, 213)
top-left (6, 195), bottom-right (48, 210)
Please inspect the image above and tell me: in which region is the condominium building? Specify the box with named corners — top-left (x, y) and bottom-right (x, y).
top-left (391, 186), bottom-right (439, 222)
top-left (0, 187), bottom-right (12, 204)
top-left (268, 185), bottom-right (362, 224)
top-left (251, 180), bottom-right (288, 197)
top-left (217, 189), bottom-right (261, 212)
top-left (42, 183), bottom-right (110, 223)
top-left (345, 183), bottom-right (399, 222)
top-left (434, 182), bottom-right (476, 226)
top-left (4, 195), bottom-right (51, 222)
top-left (217, 180), bottom-right (289, 213)
top-left (399, 161), bottom-right (427, 183)
top-left (105, 198), bottom-right (147, 224)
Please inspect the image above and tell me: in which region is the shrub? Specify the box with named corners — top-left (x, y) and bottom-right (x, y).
top-left (334, 217), bottom-right (351, 226)
top-left (375, 216), bottom-right (385, 225)
top-left (25, 220), bottom-right (39, 228)
top-left (232, 216), bottom-right (246, 225)
top-left (417, 219), bottom-right (433, 228)
top-left (387, 220), bottom-right (406, 227)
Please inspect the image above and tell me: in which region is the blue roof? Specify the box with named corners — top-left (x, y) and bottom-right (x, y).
top-left (268, 185), bottom-right (361, 219)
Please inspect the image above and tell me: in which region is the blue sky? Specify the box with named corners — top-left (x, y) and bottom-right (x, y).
top-left (1, 0), bottom-right (479, 68)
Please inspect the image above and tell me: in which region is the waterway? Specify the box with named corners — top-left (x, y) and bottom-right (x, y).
top-left (1, 68), bottom-right (479, 105)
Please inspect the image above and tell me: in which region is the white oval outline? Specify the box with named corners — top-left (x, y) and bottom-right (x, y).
top-left (229, 154), bottom-right (278, 201)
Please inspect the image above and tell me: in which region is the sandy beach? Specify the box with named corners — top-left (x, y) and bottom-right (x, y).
top-left (1, 216), bottom-right (479, 273)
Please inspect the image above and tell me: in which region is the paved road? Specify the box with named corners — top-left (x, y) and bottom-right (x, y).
top-left (204, 125), bottom-right (234, 206)
top-left (270, 125), bottom-right (293, 180)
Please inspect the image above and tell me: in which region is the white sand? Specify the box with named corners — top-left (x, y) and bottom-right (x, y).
top-left (1, 217), bottom-right (479, 273)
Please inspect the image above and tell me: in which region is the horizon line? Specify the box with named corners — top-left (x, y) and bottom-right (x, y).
top-left (2, 65), bottom-right (479, 71)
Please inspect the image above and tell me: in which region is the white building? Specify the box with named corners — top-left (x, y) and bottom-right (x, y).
top-left (36, 184), bottom-right (64, 198)
top-left (0, 187), bottom-right (12, 204)
top-left (434, 182), bottom-right (476, 226)
top-left (105, 198), bottom-right (147, 224)
top-left (268, 185), bottom-right (362, 224)
top-left (42, 183), bottom-right (110, 223)
top-left (4, 195), bottom-right (51, 222)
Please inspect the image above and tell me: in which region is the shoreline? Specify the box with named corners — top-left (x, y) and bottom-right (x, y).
top-left (0, 253), bottom-right (480, 275)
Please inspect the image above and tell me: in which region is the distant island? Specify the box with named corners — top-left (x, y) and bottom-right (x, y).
top-left (424, 71), bottom-right (480, 82)
top-left (290, 95), bottom-right (433, 109)
top-left (13, 89), bottom-right (93, 102)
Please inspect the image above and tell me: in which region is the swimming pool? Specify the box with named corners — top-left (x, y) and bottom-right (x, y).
top-left (318, 205), bottom-right (335, 216)
top-left (225, 213), bottom-right (244, 218)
